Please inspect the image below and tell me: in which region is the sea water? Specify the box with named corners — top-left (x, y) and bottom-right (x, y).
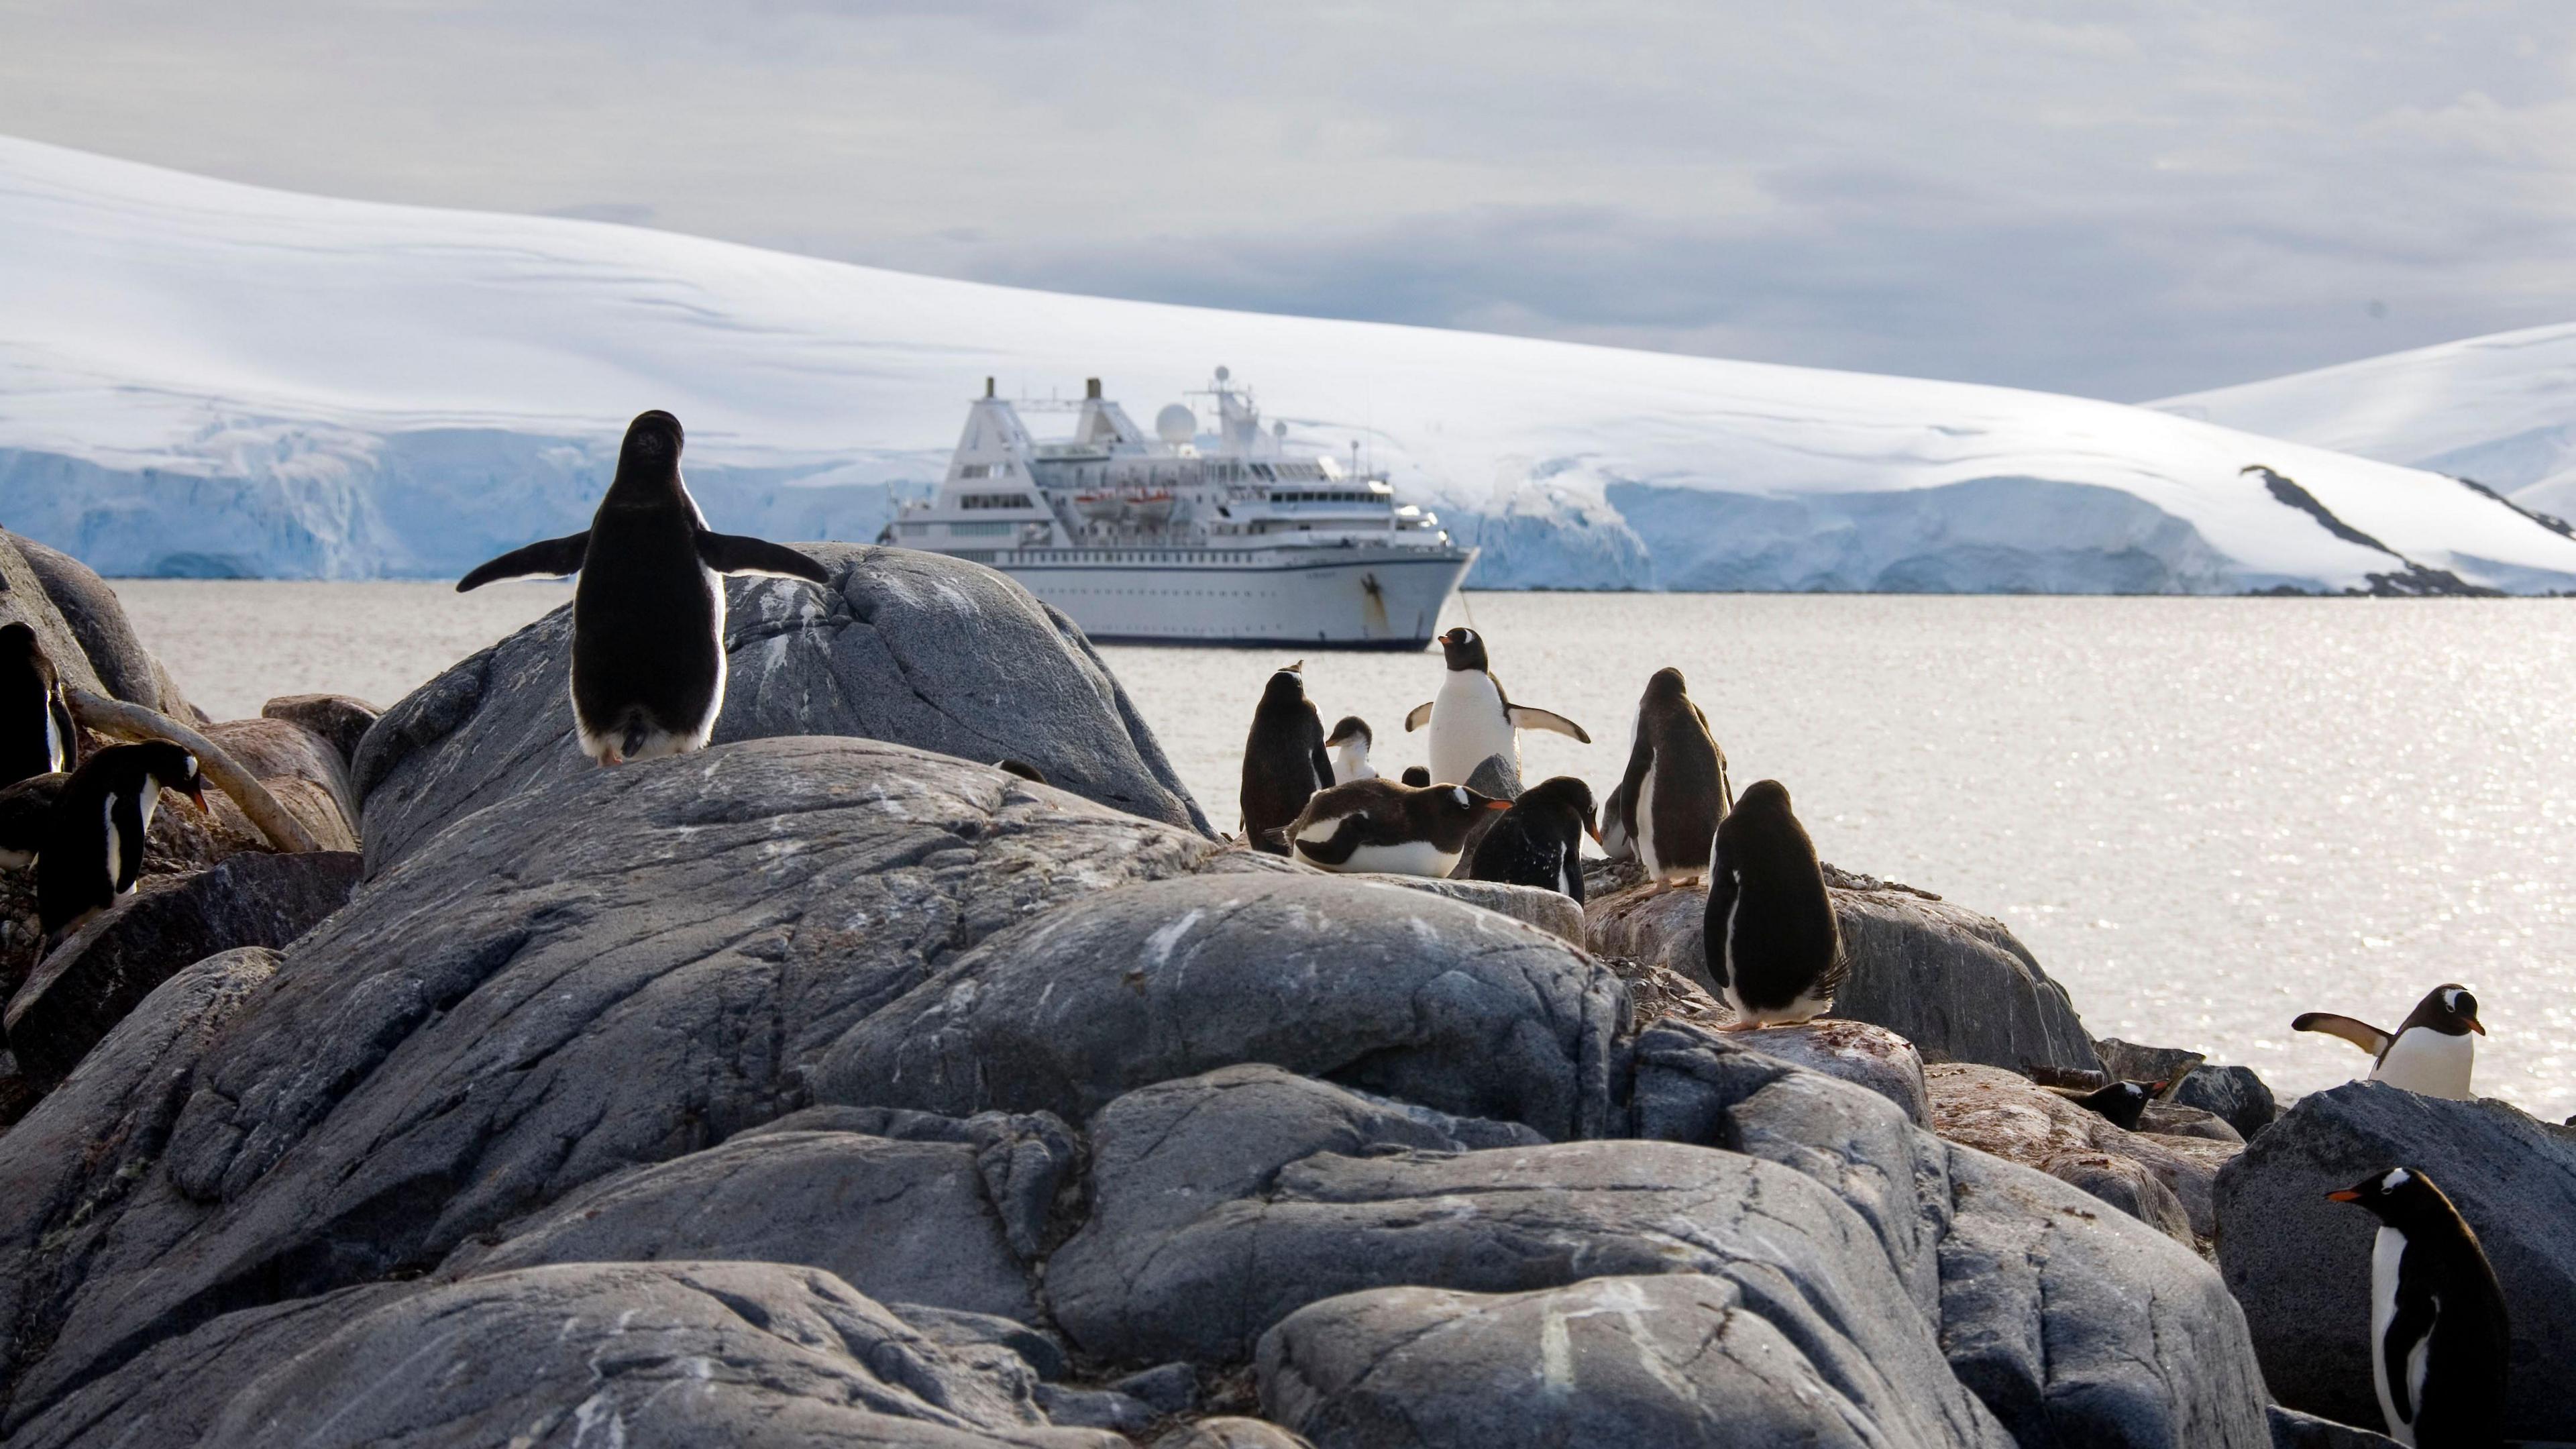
top-left (117, 582), bottom-right (2576, 1118)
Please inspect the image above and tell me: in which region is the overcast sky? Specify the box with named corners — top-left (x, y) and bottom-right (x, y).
top-left (5, 1), bottom-right (2573, 400)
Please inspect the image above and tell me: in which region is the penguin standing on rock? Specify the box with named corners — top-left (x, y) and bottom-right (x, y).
top-left (1705, 780), bottom-right (1843, 1029)
top-left (1239, 663), bottom-right (1333, 853)
top-left (1324, 716), bottom-right (1379, 784)
top-left (1604, 667), bottom-right (1731, 885)
top-left (1468, 775), bottom-right (1599, 900)
top-left (2326, 1167), bottom-right (2509, 1448)
top-left (458, 411), bottom-right (835, 766)
top-left (2294, 985), bottom-right (2484, 1099)
top-left (1404, 628), bottom-right (1588, 786)
top-left (37, 740), bottom-right (205, 940)
top-left (1285, 778), bottom-right (1511, 877)
top-left (0, 623), bottom-right (77, 787)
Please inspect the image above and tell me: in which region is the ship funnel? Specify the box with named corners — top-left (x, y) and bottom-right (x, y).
top-left (1085, 378), bottom-right (1102, 400)
top-left (984, 377), bottom-right (994, 398)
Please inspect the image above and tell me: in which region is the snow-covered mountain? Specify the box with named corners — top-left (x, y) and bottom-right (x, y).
top-left (7, 135), bottom-right (2576, 593)
top-left (2156, 321), bottom-right (2576, 529)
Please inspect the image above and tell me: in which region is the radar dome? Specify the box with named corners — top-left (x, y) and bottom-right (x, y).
top-left (1214, 365), bottom-right (1231, 382)
top-left (1155, 404), bottom-right (1197, 445)
top-left (1273, 421), bottom-right (1289, 439)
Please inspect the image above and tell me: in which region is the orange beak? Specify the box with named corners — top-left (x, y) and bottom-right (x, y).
top-left (2326, 1189), bottom-right (2362, 1203)
top-left (1485, 798), bottom-right (1513, 811)
top-left (1587, 825), bottom-right (1603, 845)
top-left (186, 785), bottom-right (208, 814)
top-left (2467, 1015), bottom-right (2486, 1036)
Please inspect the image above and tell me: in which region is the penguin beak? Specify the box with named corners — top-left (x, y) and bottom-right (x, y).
top-left (2465, 1014), bottom-right (2486, 1036)
top-left (1485, 798), bottom-right (1513, 812)
top-left (186, 785), bottom-right (208, 814)
top-left (2145, 1079), bottom-right (2169, 1096)
top-left (1587, 825), bottom-right (1603, 845)
top-left (2326, 1189), bottom-right (2363, 1203)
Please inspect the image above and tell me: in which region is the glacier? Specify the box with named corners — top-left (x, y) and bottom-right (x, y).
top-left (7, 134), bottom-right (2576, 593)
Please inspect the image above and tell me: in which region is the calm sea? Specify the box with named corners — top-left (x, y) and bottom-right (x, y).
top-left (119, 582), bottom-right (2576, 1118)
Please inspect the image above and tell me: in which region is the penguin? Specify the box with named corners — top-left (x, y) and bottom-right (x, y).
top-left (1705, 779), bottom-right (1844, 1029)
top-left (2065, 1078), bottom-right (2169, 1132)
top-left (37, 740), bottom-right (205, 939)
top-left (457, 411), bottom-right (834, 766)
top-left (2326, 1167), bottom-right (2509, 1448)
top-left (1238, 662), bottom-right (1334, 854)
top-left (1285, 777), bottom-right (1511, 877)
top-left (1605, 667), bottom-right (1732, 888)
top-left (1466, 775), bottom-right (1600, 900)
top-left (0, 623), bottom-right (78, 788)
top-left (2294, 985), bottom-right (2484, 1099)
top-left (1400, 766), bottom-right (1432, 788)
top-left (1325, 716), bottom-right (1379, 784)
top-left (0, 770), bottom-right (66, 868)
top-left (1403, 627), bottom-right (1589, 786)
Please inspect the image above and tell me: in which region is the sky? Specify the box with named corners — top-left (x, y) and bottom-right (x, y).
top-left (4, 1), bottom-right (2574, 402)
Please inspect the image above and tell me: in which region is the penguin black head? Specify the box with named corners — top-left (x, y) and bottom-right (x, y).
top-left (1400, 765), bottom-right (1432, 787)
top-left (1434, 782), bottom-right (1514, 822)
top-left (1513, 775), bottom-right (1601, 843)
top-left (1737, 778), bottom-right (1792, 816)
top-left (1438, 627), bottom-right (1488, 673)
top-left (1326, 716), bottom-right (1371, 750)
top-left (1643, 666), bottom-right (1688, 699)
top-left (1260, 663), bottom-right (1310, 708)
top-left (2328, 1166), bottom-right (2473, 1232)
top-left (610, 411), bottom-right (687, 492)
top-left (2406, 983), bottom-right (2485, 1038)
top-left (2072, 1078), bottom-right (2167, 1132)
top-left (129, 739), bottom-right (208, 811)
top-left (0, 623), bottom-right (57, 679)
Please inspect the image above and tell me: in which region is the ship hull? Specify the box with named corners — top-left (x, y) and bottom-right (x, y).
top-left (935, 545), bottom-right (1474, 647)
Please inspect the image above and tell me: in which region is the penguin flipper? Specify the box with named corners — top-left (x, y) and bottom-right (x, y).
top-left (458, 532), bottom-right (590, 591)
top-left (2292, 1012), bottom-right (2392, 1055)
top-left (1403, 701), bottom-right (1435, 732)
top-left (697, 531), bottom-right (834, 584)
top-left (1507, 705), bottom-right (1592, 743)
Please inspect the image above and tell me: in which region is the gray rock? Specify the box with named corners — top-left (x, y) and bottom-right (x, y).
top-left (1720, 1016), bottom-right (1933, 1126)
top-left (817, 873), bottom-right (1629, 1141)
top-left (2214, 1083), bottom-right (2576, 1442)
top-left (1151, 1419), bottom-right (1315, 1449)
top-left (0, 534), bottom-right (113, 703)
top-left (894, 1303), bottom-right (1071, 1382)
top-left (2176, 1063), bottom-right (2279, 1140)
top-left (2138, 1101), bottom-right (2246, 1144)
top-left (1111, 1363), bottom-right (1201, 1416)
top-left (2096, 1036), bottom-right (2208, 1088)
top-left (1036, 1385), bottom-right (1159, 1434)
top-left (260, 693), bottom-right (381, 769)
top-left (438, 1128), bottom-right (1050, 1322)
top-left (1585, 873), bottom-right (2103, 1074)
top-left (203, 716), bottom-right (362, 849)
top-left (1259, 1273), bottom-right (2012, 1449)
top-left (1927, 1062), bottom-right (2235, 1243)
top-left (6, 738), bottom-right (1238, 1422)
top-left (3, 851), bottom-right (362, 1086)
top-left (353, 543), bottom-right (1208, 874)
top-left (1940, 1144), bottom-right (2274, 1449)
top-left (735, 1105), bottom-right (1081, 1259)
top-left (1352, 873), bottom-right (1586, 943)
top-left (2265, 1405), bottom-right (2402, 1449)
top-left (7, 535), bottom-right (195, 718)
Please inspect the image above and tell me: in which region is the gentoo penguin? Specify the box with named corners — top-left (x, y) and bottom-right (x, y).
top-left (1467, 775), bottom-right (1599, 901)
top-left (2068, 1078), bottom-right (2169, 1132)
top-left (0, 771), bottom-right (66, 868)
top-left (1605, 667), bottom-right (1731, 886)
top-left (1403, 628), bottom-right (1589, 786)
top-left (0, 623), bottom-right (77, 787)
top-left (2294, 985), bottom-right (2485, 1099)
top-left (2326, 1167), bottom-right (2509, 1448)
top-left (1705, 779), bottom-right (1844, 1029)
top-left (457, 411), bottom-right (833, 765)
top-left (37, 740), bottom-right (205, 939)
top-left (1325, 716), bottom-right (1379, 784)
top-left (1239, 662), bottom-right (1334, 854)
top-left (1285, 777), bottom-right (1511, 877)
top-left (1400, 766), bottom-right (1432, 788)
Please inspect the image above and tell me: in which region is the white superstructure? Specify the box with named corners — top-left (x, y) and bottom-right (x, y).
top-left (883, 370), bottom-right (1474, 647)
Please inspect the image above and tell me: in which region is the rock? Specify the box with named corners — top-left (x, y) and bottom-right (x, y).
top-left (1259, 1274), bottom-right (2012, 1449)
top-left (3, 738), bottom-right (1242, 1421)
top-left (0, 1049), bottom-right (36, 1128)
top-left (1036, 1384), bottom-right (1160, 1434)
top-left (6, 535), bottom-right (192, 717)
top-left (2139, 1100), bottom-right (2246, 1144)
top-left (1939, 1144), bottom-right (2275, 1449)
top-left (202, 717), bottom-right (362, 849)
top-left (1111, 1363), bottom-right (1201, 1416)
top-left (1926, 1062), bottom-right (2236, 1244)
top-left (1352, 873), bottom-right (1585, 942)
top-left (1153, 1419), bottom-right (1316, 1449)
top-left (2214, 1083), bottom-right (2576, 1442)
top-left (259, 694), bottom-right (380, 769)
top-left (735, 1104), bottom-right (1081, 1259)
top-left (2176, 1063), bottom-right (2278, 1140)
top-left (818, 872), bottom-right (1628, 1141)
top-left (21, 1261), bottom-right (1123, 1448)
top-left (2096, 1036), bottom-right (2208, 1088)
top-left (3, 852), bottom-right (361, 1087)
top-left (1584, 873), bottom-right (2103, 1074)
top-left (438, 1128), bottom-right (1053, 1322)
top-left (0, 534), bottom-right (109, 701)
top-left (1722, 1017), bottom-right (1932, 1126)
top-left (2265, 1405), bottom-right (2402, 1448)
top-left (894, 1302), bottom-right (1071, 1382)
top-left (352, 543), bottom-right (1208, 874)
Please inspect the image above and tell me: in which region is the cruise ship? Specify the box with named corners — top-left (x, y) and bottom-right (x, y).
top-left (881, 370), bottom-right (1474, 647)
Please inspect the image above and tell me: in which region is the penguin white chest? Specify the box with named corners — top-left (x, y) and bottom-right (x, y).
top-left (1331, 839), bottom-right (1460, 878)
top-left (1429, 672), bottom-right (1515, 785)
top-left (2374, 1028), bottom-right (2474, 1099)
top-left (1635, 766), bottom-right (1662, 875)
top-left (2369, 1226), bottom-right (2420, 1444)
top-left (1331, 739), bottom-right (1377, 785)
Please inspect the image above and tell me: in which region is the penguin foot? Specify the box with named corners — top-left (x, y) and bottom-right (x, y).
top-left (1715, 1017), bottom-right (1762, 1032)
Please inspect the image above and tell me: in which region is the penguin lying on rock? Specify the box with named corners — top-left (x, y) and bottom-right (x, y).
top-left (1286, 778), bottom-right (1511, 877)
top-left (1467, 775), bottom-right (1599, 901)
top-left (1239, 663), bottom-right (1333, 853)
top-left (37, 740), bottom-right (205, 940)
top-left (1403, 628), bottom-right (1587, 786)
top-left (2294, 985), bottom-right (2483, 1099)
top-left (0, 623), bottom-right (77, 788)
top-left (2064, 1078), bottom-right (2169, 1132)
top-left (1705, 780), bottom-right (1844, 1030)
top-left (458, 411), bottom-right (834, 766)
top-left (2326, 1167), bottom-right (2508, 1448)
top-left (1604, 667), bottom-right (1731, 888)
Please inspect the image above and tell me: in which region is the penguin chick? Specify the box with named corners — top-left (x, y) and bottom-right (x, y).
top-left (1467, 775), bottom-right (1599, 901)
top-left (1325, 716), bottom-right (1379, 784)
top-left (458, 410), bottom-right (834, 766)
top-left (1402, 627), bottom-right (1588, 785)
top-left (2068, 1078), bottom-right (2169, 1133)
top-left (2326, 1167), bottom-right (2509, 1448)
top-left (0, 770), bottom-right (66, 868)
top-left (1285, 777), bottom-right (1511, 878)
top-left (0, 623), bottom-right (78, 788)
top-left (2294, 985), bottom-right (2483, 1099)
top-left (38, 740), bottom-right (205, 940)
top-left (1239, 662), bottom-right (1333, 854)
top-left (1606, 666), bottom-right (1731, 888)
top-left (1705, 779), bottom-right (1843, 1030)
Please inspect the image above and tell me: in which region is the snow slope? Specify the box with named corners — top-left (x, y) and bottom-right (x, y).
top-left (7, 134), bottom-right (2576, 592)
top-left (2157, 321), bottom-right (2576, 527)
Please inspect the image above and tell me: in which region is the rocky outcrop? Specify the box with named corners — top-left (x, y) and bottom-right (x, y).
top-left (351, 544), bottom-right (1208, 873)
top-left (3, 853), bottom-right (360, 1086)
top-left (2214, 1083), bottom-right (2576, 1442)
top-left (1927, 1062), bottom-right (2239, 1244)
top-left (2176, 1063), bottom-right (2277, 1140)
top-left (5, 535), bottom-right (194, 720)
top-left (1356, 873), bottom-right (1585, 942)
top-left (258, 694), bottom-right (380, 769)
top-left (201, 718), bottom-right (360, 850)
top-left (0, 535), bottom-right (109, 702)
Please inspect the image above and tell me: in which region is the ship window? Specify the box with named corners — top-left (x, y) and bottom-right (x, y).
top-left (960, 492), bottom-right (1034, 509)
top-left (950, 521), bottom-right (1013, 537)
